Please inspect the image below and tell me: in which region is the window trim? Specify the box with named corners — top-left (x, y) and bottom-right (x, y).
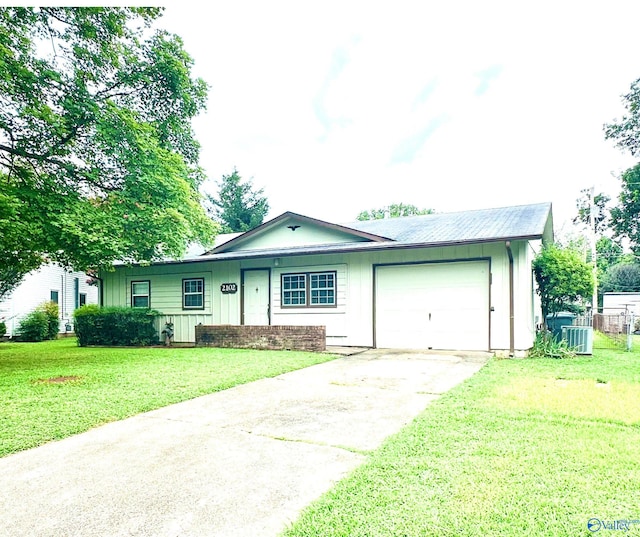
top-left (281, 271), bottom-right (337, 308)
top-left (281, 273), bottom-right (307, 307)
top-left (131, 280), bottom-right (151, 309)
top-left (182, 277), bottom-right (205, 310)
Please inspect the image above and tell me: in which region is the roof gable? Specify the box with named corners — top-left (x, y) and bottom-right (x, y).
top-left (208, 212), bottom-right (392, 254)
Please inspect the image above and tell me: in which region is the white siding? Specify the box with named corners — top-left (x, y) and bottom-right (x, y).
top-left (271, 263), bottom-right (348, 343)
top-left (514, 239), bottom-right (542, 351)
top-left (0, 264), bottom-right (98, 337)
top-left (103, 262), bottom-right (215, 343)
top-left (103, 239), bottom-right (537, 351)
top-left (212, 261), bottom-right (242, 326)
top-left (225, 220), bottom-right (370, 251)
top-left (603, 293), bottom-right (640, 316)
top-left (214, 241), bottom-right (530, 350)
top-left (155, 313), bottom-right (212, 344)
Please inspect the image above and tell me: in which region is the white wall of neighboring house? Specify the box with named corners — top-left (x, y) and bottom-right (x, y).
top-left (0, 264), bottom-right (99, 337)
top-left (602, 293), bottom-right (640, 316)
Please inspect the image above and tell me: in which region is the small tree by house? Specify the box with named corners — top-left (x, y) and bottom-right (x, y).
top-left (533, 244), bottom-right (594, 321)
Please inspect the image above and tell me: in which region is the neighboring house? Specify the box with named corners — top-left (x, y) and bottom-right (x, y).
top-left (0, 264), bottom-right (99, 337)
top-left (100, 202), bottom-right (553, 355)
top-left (602, 292), bottom-right (640, 316)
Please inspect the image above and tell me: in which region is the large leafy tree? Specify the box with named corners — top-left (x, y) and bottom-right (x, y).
top-left (207, 169), bottom-right (269, 233)
top-left (604, 77), bottom-right (640, 157)
top-left (608, 163), bottom-right (640, 255)
top-left (533, 244), bottom-right (594, 319)
top-left (604, 78), bottom-right (640, 254)
top-left (595, 236), bottom-right (624, 279)
top-left (600, 262), bottom-right (640, 293)
top-left (356, 203), bottom-right (434, 221)
top-left (0, 7), bottom-right (215, 299)
top-left (573, 188), bottom-right (610, 234)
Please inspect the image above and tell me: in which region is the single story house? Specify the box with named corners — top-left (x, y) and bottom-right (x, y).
top-left (100, 202), bottom-right (553, 355)
top-left (0, 264), bottom-right (99, 337)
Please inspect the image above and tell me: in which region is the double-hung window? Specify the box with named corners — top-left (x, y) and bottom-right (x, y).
top-left (282, 274), bottom-right (307, 306)
top-left (310, 272), bottom-right (335, 305)
top-left (131, 281), bottom-right (150, 308)
top-left (183, 278), bottom-right (204, 309)
top-left (281, 271), bottom-right (336, 307)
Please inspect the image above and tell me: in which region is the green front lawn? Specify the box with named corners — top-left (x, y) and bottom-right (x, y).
top-left (282, 339), bottom-right (640, 537)
top-left (0, 338), bottom-right (337, 457)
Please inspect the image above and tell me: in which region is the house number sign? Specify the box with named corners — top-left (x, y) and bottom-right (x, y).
top-left (220, 283), bottom-right (238, 294)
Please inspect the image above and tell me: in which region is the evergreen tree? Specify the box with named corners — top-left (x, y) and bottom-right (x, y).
top-left (208, 169), bottom-right (269, 233)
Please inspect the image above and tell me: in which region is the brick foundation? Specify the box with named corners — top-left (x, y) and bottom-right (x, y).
top-left (195, 325), bottom-right (326, 352)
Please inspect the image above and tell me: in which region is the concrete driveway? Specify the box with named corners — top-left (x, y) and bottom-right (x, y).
top-left (0, 348), bottom-right (489, 537)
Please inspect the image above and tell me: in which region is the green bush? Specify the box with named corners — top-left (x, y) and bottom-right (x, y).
top-left (0, 321), bottom-right (6, 338)
top-left (38, 301), bottom-right (60, 340)
top-left (16, 301), bottom-right (60, 342)
top-left (528, 330), bottom-right (577, 359)
top-left (17, 310), bottom-right (49, 342)
top-left (74, 306), bottom-right (161, 347)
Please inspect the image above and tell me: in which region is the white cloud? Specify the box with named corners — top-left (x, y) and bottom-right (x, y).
top-left (160, 0), bottom-right (640, 230)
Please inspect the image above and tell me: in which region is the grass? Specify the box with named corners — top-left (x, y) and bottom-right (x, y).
top-left (0, 338), bottom-right (337, 458)
top-left (281, 337), bottom-right (640, 537)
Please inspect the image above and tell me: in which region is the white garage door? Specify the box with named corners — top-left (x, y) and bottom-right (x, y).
top-left (375, 261), bottom-right (490, 351)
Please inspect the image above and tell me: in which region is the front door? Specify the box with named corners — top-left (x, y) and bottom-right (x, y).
top-left (242, 269), bottom-right (270, 325)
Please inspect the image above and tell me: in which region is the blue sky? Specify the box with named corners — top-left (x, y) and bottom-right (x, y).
top-left (159, 0), bottom-right (640, 236)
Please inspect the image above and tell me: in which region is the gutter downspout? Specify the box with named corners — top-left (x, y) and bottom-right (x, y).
top-left (505, 241), bottom-right (515, 357)
top-left (95, 275), bottom-right (104, 307)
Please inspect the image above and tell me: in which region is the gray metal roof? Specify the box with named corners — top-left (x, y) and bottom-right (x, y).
top-left (342, 202), bottom-right (553, 244)
top-left (115, 202), bottom-right (553, 266)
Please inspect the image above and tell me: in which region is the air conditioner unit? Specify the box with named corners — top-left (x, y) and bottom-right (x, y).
top-left (561, 326), bottom-right (593, 355)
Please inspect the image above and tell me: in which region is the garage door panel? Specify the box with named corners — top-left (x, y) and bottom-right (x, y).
top-left (375, 261), bottom-right (489, 351)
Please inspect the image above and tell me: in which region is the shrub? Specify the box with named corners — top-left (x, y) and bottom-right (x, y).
top-left (17, 310), bottom-right (49, 342)
top-left (0, 321), bottom-right (6, 338)
top-left (528, 330), bottom-right (577, 359)
top-left (38, 301), bottom-right (60, 340)
top-left (74, 306), bottom-right (161, 347)
top-left (16, 301), bottom-right (60, 342)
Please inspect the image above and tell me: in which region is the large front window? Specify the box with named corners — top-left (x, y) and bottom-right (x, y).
top-left (183, 278), bottom-right (204, 309)
top-left (282, 271), bottom-right (336, 307)
top-left (131, 281), bottom-right (150, 308)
